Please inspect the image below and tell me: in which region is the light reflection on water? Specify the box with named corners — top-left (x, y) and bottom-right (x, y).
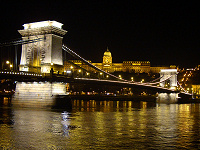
top-left (0, 99), bottom-right (200, 149)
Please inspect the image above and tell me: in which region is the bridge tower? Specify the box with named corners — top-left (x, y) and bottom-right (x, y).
top-left (18, 21), bottom-right (67, 73)
top-left (160, 69), bottom-right (178, 90)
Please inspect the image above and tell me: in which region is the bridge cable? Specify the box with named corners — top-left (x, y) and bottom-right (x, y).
top-left (149, 75), bottom-right (164, 83)
top-left (65, 60), bottom-right (99, 79)
top-left (62, 45), bottom-right (124, 81)
top-left (62, 45), bottom-right (175, 89)
top-left (0, 38), bottom-right (45, 47)
top-left (177, 81), bottom-right (192, 95)
top-left (143, 75), bottom-right (173, 85)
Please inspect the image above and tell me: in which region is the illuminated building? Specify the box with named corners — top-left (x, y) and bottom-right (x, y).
top-left (192, 85), bottom-right (200, 97)
top-left (122, 61), bottom-right (150, 73)
top-left (18, 21), bottom-right (67, 73)
top-left (102, 48), bottom-right (113, 72)
top-left (64, 48), bottom-right (176, 74)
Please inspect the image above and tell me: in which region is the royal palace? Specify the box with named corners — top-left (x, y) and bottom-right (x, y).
top-left (64, 48), bottom-right (176, 74)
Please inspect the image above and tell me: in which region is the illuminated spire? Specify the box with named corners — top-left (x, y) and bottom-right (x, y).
top-left (107, 47), bottom-right (110, 52)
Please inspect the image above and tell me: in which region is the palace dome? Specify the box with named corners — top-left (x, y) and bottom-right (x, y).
top-left (104, 48), bottom-right (112, 57)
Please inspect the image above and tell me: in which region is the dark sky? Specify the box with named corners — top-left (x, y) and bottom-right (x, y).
top-left (0, 1), bottom-right (199, 68)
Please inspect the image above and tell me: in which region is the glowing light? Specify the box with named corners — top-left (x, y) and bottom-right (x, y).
top-left (160, 69), bottom-right (177, 73)
top-left (23, 21), bottom-right (63, 29)
top-left (132, 63), bottom-right (141, 65)
top-left (43, 67), bottom-right (48, 73)
top-left (6, 61), bottom-right (10, 64)
top-left (131, 77), bottom-right (134, 81)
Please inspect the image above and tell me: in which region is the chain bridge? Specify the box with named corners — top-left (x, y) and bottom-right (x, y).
top-left (0, 21), bottom-right (193, 107)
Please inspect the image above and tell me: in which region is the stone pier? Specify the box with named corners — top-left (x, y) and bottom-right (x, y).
top-left (12, 82), bottom-right (68, 108)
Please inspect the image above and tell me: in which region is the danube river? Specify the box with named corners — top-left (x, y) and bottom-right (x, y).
top-left (0, 98), bottom-right (199, 149)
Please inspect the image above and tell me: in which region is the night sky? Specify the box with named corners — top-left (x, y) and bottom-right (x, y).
top-left (0, 1), bottom-right (199, 68)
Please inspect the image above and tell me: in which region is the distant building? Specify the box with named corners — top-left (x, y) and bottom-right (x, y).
top-left (192, 85), bottom-right (200, 95)
top-left (64, 48), bottom-right (176, 74)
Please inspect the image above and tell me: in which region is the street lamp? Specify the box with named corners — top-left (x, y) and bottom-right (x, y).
top-left (4, 61), bottom-right (11, 71)
top-left (6, 61), bottom-right (10, 64)
top-left (131, 77), bottom-right (134, 81)
top-left (10, 64), bottom-right (13, 71)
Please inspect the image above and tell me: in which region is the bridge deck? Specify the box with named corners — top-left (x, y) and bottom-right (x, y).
top-left (0, 71), bottom-right (186, 94)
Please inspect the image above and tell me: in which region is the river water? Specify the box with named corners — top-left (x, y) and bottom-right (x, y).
top-left (0, 98), bottom-right (199, 149)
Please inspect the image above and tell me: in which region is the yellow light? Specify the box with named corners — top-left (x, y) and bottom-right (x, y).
top-left (10, 64), bottom-right (13, 68)
top-left (6, 61), bottom-right (10, 64)
top-left (100, 72), bottom-right (103, 75)
top-left (86, 72), bottom-right (90, 75)
top-left (51, 63), bottom-right (54, 65)
top-left (78, 69), bottom-right (81, 73)
top-left (132, 63), bottom-right (141, 65)
top-left (106, 75), bottom-right (109, 78)
top-left (70, 66), bottom-right (73, 69)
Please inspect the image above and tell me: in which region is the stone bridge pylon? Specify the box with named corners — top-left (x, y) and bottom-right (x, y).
top-left (160, 69), bottom-right (178, 90)
top-left (18, 21), bottom-right (67, 73)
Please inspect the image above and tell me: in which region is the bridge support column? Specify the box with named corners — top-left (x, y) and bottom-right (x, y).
top-left (160, 69), bottom-right (178, 90)
top-left (18, 21), bottom-right (67, 74)
top-left (12, 82), bottom-right (68, 108)
top-left (157, 93), bottom-right (179, 103)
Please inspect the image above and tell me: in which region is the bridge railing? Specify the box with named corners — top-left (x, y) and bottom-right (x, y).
top-left (0, 71), bottom-right (42, 77)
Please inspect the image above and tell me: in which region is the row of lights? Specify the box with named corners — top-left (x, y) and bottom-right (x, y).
top-left (0, 71), bottom-right (42, 76)
top-left (66, 66), bottom-right (110, 78)
top-left (76, 77), bottom-right (174, 92)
